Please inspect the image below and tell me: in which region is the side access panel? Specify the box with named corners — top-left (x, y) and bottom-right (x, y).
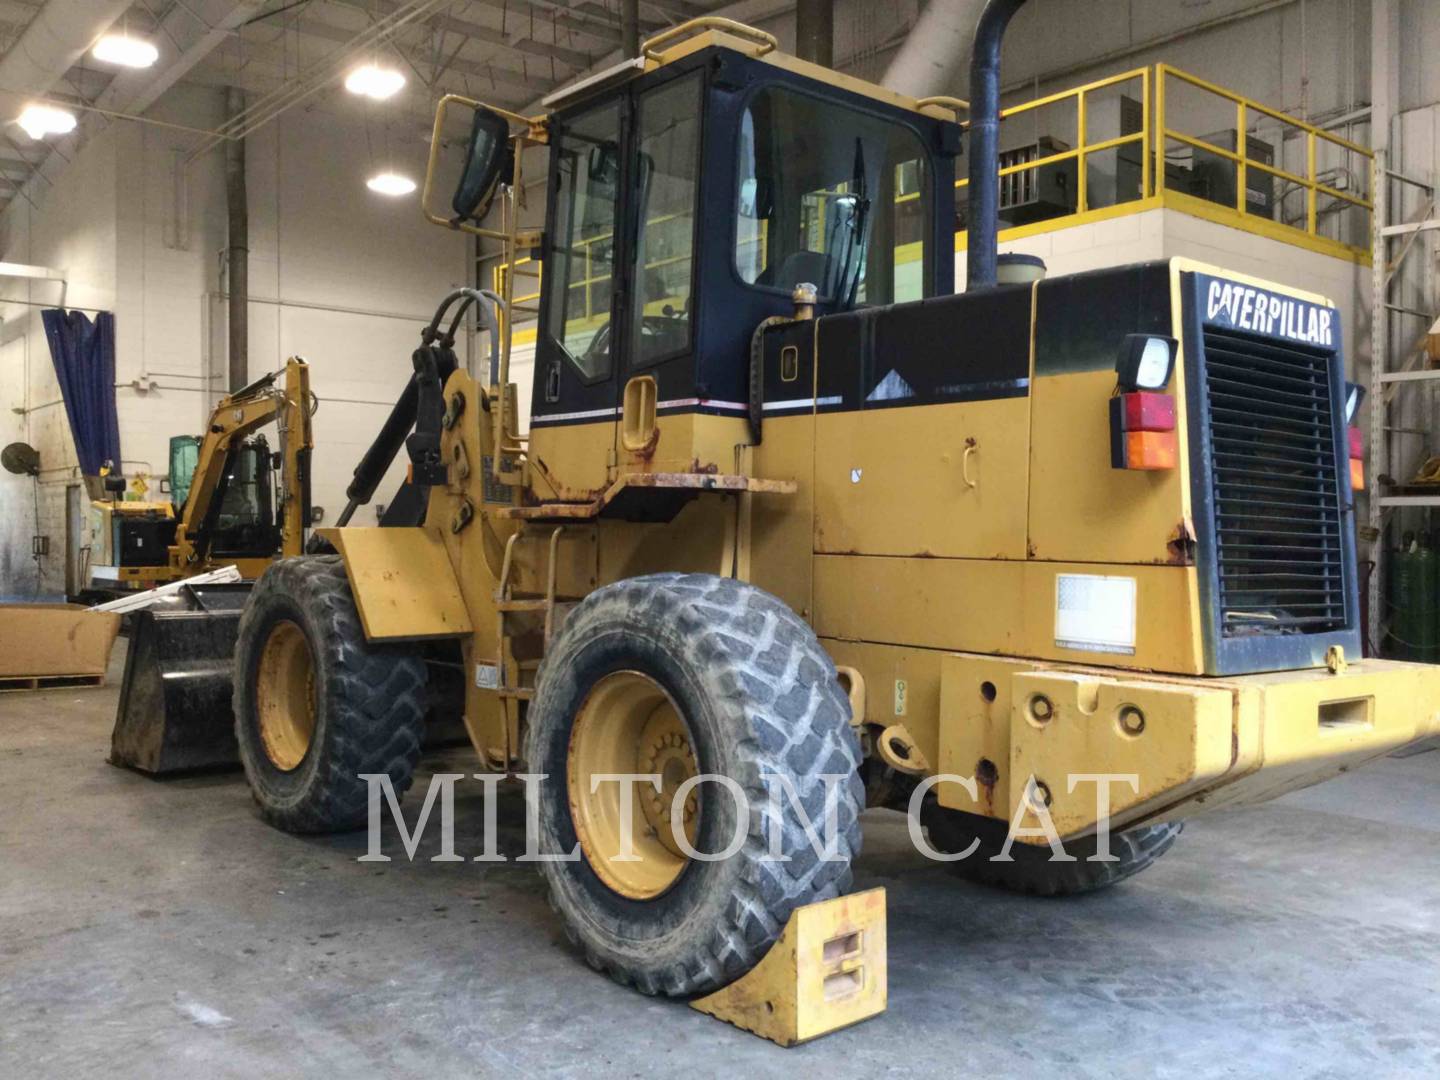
top-left (318, 526), bottom-right (472, 641)
top-left (812, 284), bottom-right (1034, 560)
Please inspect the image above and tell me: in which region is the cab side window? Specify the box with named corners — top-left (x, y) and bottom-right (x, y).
top-left (547, 103), bottom-right (622, 380)
top-left (736, 87), bottom-right (929, 308)
top-left (628, 73), bottom-right (703, 367)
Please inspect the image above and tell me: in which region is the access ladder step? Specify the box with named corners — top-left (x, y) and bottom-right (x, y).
top-left (496, 598), bottom-right (550, 613)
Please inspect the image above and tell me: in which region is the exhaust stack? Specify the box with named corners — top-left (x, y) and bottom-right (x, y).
top-left (965, 0), bottom-right (1028, 290)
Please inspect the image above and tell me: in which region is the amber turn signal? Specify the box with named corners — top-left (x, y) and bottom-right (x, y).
top-left (1124, 430), bottom-right (1178, 470)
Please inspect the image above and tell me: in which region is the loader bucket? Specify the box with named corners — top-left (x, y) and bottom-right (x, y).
top-left (109, 583), bottom-right (253, 775)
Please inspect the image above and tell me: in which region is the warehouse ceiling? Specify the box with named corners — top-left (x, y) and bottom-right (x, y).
top-left (0, 0), bottom-right (781, 211)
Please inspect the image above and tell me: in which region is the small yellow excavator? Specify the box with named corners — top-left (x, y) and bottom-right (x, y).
top-left (108, 359), bottom-right (315, 773)
top-left (87, 359), bottom-right (315, 593)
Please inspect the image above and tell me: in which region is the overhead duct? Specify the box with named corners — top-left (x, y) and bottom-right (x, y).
top-left (8, 2), bottom-right (267, 213)
top-left (882, 0), bottom-right (987, 99)
top-left (966, 0), bottom-right (1028, 291)
top-left (0, 0), bottom-right (132, 120)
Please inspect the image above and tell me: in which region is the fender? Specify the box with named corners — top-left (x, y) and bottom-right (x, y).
top-left (315, 526), bottom-right (472, 641)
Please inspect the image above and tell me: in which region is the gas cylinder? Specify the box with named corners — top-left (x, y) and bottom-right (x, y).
top-left (1417, 533), bottom-right (1440, 664)
top-left (1390, 532), bottom-right (1419, 660)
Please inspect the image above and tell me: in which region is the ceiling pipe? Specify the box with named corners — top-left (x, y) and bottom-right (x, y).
top-left (966, 0), bottom-right (1028, 292)
top-left (796, 0), bottom-right (834, 67)
top-left (881, 0), bottom-right (987, 99)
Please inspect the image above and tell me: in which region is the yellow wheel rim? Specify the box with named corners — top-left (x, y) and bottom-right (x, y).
top-left (255, 619), bottom-right (317, 772)
top-left (567, 671), bottom-right (699, 900)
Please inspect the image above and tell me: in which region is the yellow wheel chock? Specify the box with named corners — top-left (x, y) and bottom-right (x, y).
top-left (690, 887), bottom-right (887, 1046)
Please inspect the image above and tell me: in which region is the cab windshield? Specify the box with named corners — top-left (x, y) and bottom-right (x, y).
top-left (736, 87), bottom-right (929, 307)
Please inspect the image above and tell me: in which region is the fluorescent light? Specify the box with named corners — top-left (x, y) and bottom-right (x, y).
top-left (366, 172), bottom-right (416, 197)
top-left (92, 34), bottom-right (159, 68)
top-left (345, 64), bottom-right (406, 101)
top-left (17, 104), bottom-right (76, 140)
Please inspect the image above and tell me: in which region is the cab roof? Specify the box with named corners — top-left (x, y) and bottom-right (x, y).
top-left (541, 18), bottom-right (963, 125)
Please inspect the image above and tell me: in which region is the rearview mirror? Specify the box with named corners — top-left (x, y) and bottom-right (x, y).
top-left (587, 142), bottom-right (620, 188)
top-left (451, 106), bottom-right (513, 221)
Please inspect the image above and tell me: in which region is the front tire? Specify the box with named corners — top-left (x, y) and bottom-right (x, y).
top-left (233, 555), bottom-right (427, 833)
top-left (526, 573), bottom-right (864, 997)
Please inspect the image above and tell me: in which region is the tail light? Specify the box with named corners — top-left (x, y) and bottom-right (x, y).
top-left (1348, 425), bottom-right (1365, 491)
top-left (1111, 335), bottom-right (1179, 471)
top-left (1111, 392), bottom-right (1177, 470)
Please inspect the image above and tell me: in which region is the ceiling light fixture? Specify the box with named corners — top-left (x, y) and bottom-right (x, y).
top-left (17, 104), bottom-right (77, 140)
top-left (92, 33), bottom-right (159, 68)
top-left (345, 64), bottom-right (406, 101)
top-left (366, 172), bottom-right (416, 197)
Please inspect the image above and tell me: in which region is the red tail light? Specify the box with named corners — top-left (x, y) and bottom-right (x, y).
top-left (1111, 392), bottom-right (1177, 470)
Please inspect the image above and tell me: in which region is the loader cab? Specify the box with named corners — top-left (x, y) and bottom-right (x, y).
top-left (528, 43), bottom-right (959, 443)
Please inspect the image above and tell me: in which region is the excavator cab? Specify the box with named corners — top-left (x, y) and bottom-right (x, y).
top-left (169, 432), bottom-right (281, 560)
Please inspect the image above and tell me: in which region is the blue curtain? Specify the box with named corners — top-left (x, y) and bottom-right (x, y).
top-left (42, 309), bottom-right (120, 477)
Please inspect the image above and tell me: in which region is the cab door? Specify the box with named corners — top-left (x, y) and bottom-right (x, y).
top-left (614, 70), bottom-right (705, 473)
top-left (529, 98), bottom-right (627, 498)
top-left (529, 70), bottom-right (707, 492)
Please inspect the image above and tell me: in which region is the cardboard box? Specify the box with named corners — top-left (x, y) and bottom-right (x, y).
top-left (0, 603), bottom-right (121, 679)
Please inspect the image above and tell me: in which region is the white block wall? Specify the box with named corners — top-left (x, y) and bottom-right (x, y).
top-left (0, 86), bottom-right (468, 596)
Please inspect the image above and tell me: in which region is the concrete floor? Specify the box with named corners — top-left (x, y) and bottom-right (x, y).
top-left (3, 644), bottom-right (1439, 1079)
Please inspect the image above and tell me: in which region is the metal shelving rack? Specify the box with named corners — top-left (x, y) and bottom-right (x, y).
top-left (1368, 147), bottom-right (1440, 652)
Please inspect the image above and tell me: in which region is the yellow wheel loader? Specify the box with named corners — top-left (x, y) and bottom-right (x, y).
top-left (228, 6), bottom-right (1440, 997)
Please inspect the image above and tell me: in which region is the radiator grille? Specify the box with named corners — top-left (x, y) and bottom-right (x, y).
top-left (1200, 327), bottom-right (1348, 637)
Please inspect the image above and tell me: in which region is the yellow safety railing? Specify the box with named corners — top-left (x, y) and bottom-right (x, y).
top-left (956, 67), bottom-right (1151, 219)
top-left (1156, 64), bottom-right (1372, 260)
top-left (496, 62), bottom-right (1375, 323)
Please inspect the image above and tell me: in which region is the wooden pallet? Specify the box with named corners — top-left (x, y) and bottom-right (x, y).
top-left (0, 673), bottom-right (105, 693)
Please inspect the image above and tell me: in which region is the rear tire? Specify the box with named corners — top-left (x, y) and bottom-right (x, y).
top-left (526, 573), bottom-right (864, 997)
top-left (922, 802), bottom-right (1182, 896)
top-left (233, 555), bottom-right (426, 833)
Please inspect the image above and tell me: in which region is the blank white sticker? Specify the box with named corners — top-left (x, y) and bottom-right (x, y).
top-left (1055, 574), bottom-right (1137, 655)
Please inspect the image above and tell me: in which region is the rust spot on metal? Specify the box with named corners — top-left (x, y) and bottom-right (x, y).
top-left (689, 458), bottom-right (721, 475)
top-left (1166, 517), bottom-right (1198, 565)
top-left (975, 758), bottom-right (999, 813)
top-left (630, 427), bottom-right (661, 461)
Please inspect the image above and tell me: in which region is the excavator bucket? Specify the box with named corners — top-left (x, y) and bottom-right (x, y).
top-left (109, 582), bottom-right (252, 775)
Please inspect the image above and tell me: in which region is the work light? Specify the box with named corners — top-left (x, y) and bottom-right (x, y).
top-left (1344, 382), bottom-right (1366, 423)
top-left (1116, 334), bottom-right (1177, 391)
